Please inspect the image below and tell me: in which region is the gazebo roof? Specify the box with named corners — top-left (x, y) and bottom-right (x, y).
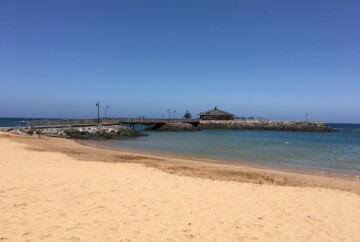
top-left (198, 107), bottom-right (235, 116)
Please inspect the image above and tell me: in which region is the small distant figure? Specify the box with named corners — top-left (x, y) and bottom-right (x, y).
top-left (38, 129), bottom-right (42, 139)
top-left (283, 140), bottom-right (290, 144)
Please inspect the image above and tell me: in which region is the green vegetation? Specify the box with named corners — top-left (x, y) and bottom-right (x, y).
top-left (183, 110), bottom-right (192, 119)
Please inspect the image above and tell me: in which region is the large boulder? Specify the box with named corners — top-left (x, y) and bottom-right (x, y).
top-left (1, 126), bottom-right (37, 134)
top-left (0, 127), bottom-right (12, 132)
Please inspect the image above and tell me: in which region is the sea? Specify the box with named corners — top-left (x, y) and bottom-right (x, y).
top-left (0, 118), bottom-right (29, 127)
top-left (2, 118), bottom-right (360, 176)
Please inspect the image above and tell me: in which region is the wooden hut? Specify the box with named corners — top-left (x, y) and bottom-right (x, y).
top-left (198, 107), bottom-right (235, 120)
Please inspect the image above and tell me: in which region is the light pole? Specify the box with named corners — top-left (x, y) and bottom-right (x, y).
top-left (105, 105), bottom-right (109, 118)
top-left (173, 110), bottom-right (176, 119)
top-left (96, 101), bottom-right (100, 124)
top-left (306, 113), bottom-right (308, 122)
top-left (167, 109), bottom-right (171, 123)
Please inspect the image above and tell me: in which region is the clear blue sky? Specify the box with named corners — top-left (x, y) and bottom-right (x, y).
top-left (1, 0), bottom-right (359, 123)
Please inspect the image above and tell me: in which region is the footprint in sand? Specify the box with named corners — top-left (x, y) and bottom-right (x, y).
top-left (68, 236), bottom-right (80, 241)
top-left (12, 203), bottom-right (27, 208)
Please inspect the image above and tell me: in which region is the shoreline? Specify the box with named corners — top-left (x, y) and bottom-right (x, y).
top-left (2, 132), bottom-right (360, 194)
top-left (81, 139), bottom-right (360, 182)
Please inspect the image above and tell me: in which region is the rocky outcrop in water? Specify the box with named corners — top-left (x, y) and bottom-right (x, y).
top-left (155, 122), bottom-right (200, 131)
top-left (40, 125), bottom-right (142, 139)
top-left (199, 120), bottom-right (336, 132)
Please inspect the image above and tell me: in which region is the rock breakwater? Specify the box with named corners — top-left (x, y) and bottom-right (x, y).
top-left (41, 125), bottom-right (142, 139)
top-left (2, 125), bottom-right (142, 139)
top-left (1, 126), bottom-right (36, 135)
top-left (155, 122), bottom-right (200, 131)
top-left (199, 120), bottom-right (336, 132)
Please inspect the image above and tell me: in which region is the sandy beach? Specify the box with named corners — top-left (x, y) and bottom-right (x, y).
top-left (1, 133), bottom-right (360, 241)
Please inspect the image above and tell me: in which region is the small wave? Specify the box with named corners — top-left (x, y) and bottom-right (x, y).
top-left (352, 129), bottom-right (360, 132)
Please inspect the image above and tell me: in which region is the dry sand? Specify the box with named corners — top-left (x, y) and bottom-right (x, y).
top-left (1, 133), bottom-right (360, 241)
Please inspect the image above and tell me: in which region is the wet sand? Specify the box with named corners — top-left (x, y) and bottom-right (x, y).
top-left (1, 132), bottom-right (360, 241)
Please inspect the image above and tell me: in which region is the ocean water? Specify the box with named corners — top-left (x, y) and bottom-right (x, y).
top-left (0, 118), bottom-right (28, 127)
top-left (0, 118), bottom-right (56, 127)
top-left (87, 124), bottom-right (360, 176)
top-left (2, 119), bottom-right (359, 176)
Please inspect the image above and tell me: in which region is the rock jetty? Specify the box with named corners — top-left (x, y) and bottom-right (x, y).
top-left (41, 125), bottom-right (142, 139)
top-left (0, 127), bottom-right (10, 132)
top-left (1, 126), bottom-right (35, 135)
top-left (199, 120), bottom-right (336, 132)
top-left (2, 125), bottom-right (142, 139)
top-left (154, 122), bottom-right (200, 131)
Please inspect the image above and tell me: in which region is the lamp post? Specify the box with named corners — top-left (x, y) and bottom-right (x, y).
top-left (96, 101), bottom-right (100, 124)
top-left (167, 109), bottom-right (171, 123)
top-left (105, 105), bottom-right (109, 118)
top-left (306, 113), bottom-right (308, 122)
top-left (173, 110), bottom-right (176, 119)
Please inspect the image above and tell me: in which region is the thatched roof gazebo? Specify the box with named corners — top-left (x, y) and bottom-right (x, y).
top-left (198, 107), bottom-right (235, 120)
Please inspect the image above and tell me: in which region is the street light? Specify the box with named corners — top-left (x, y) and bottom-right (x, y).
top-left (167, 109), bottom-right (171, 123)
top-left (173, 110), bottom-right (176, 119)
top-left (105, 105), bottom-right (109, 118)
top-left (96, 101), bottom-right (100, 124)
top-left (306, 113), bottom-right (308, 122)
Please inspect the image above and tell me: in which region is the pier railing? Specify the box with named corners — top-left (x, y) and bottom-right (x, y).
top-left (27, 118), bottom-right (199, 127)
